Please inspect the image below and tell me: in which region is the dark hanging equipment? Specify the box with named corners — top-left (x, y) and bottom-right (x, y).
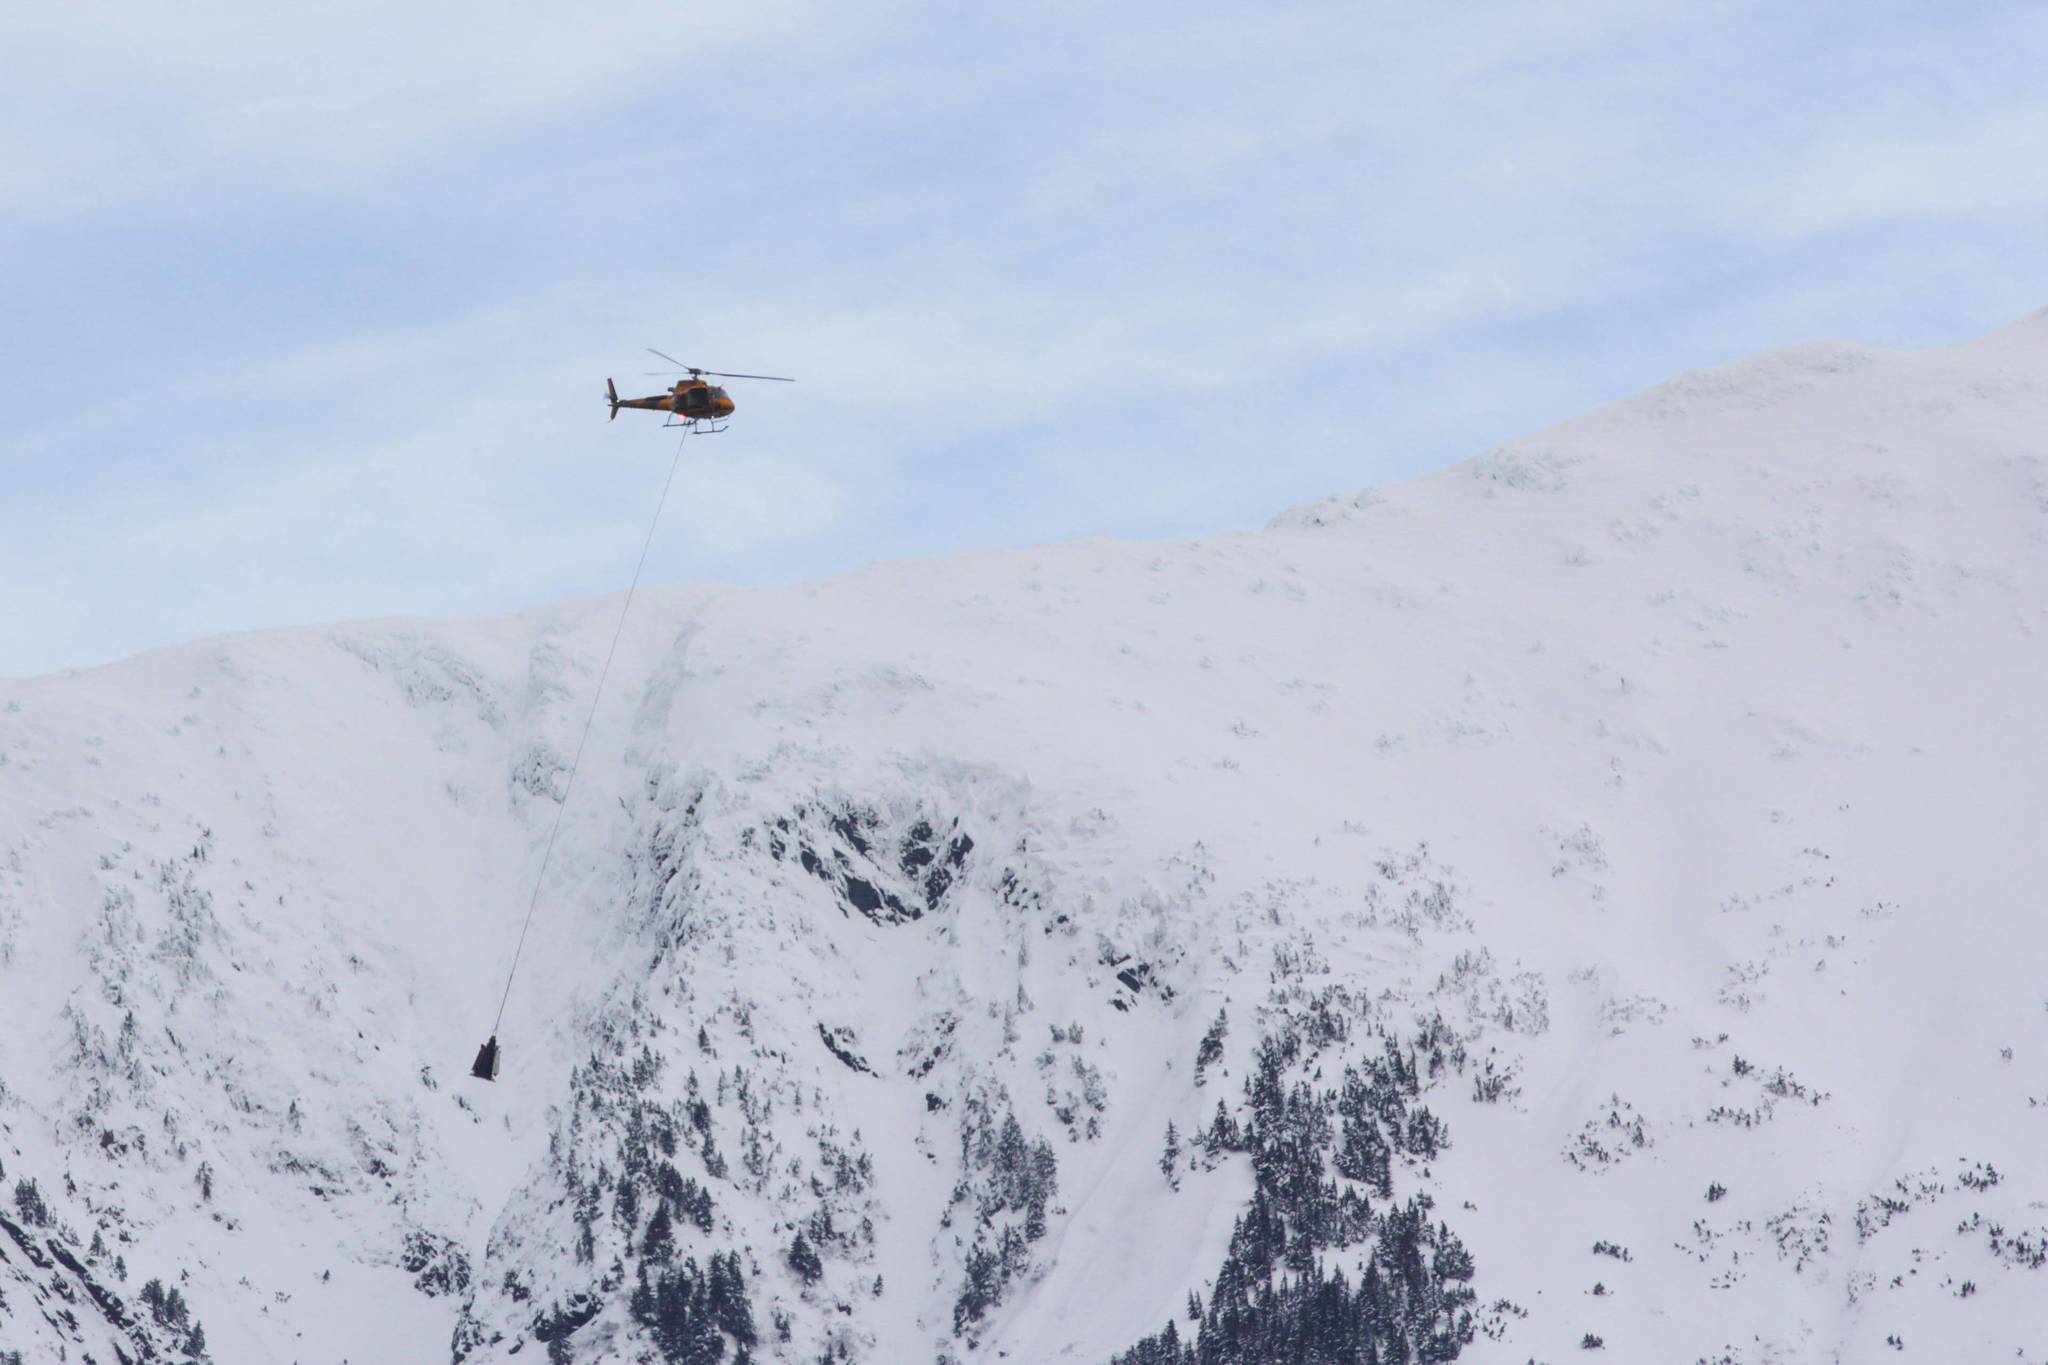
top-left (470, 1035), bottom-right (500, 1082)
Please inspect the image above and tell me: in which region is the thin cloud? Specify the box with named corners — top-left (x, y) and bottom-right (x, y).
top-left (0, 2), bottom-right (818, 217)
top-left (1761, 107), bottom-right (2048, 236)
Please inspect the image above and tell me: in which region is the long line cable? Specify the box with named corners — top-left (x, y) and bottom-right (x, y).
top-left (490, 425), bottom-right (691, 1036)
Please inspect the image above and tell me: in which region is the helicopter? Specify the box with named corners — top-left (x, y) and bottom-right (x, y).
top-left (607, 349), bottom-right (794, 432)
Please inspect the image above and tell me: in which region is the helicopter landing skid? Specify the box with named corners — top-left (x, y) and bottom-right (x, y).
top-left (663, 419), bottom-right (728, 434)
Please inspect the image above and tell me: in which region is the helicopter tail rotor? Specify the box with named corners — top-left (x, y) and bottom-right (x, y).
top-left (606, 377), bottom-right (619, 421)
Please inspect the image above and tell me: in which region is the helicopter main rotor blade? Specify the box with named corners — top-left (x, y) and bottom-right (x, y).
top-left (645, 350), bottom-right (794, 381)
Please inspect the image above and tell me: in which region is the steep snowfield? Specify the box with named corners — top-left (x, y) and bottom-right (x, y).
top-left (3, 309), bottom-right (2046, 1364)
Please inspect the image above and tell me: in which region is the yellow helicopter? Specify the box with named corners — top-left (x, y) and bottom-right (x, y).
top-left (607, 349), bottom-right (794, 432)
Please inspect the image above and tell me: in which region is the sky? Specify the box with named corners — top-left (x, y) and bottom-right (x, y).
top-left (4, 0), bottom-right (2046, 678)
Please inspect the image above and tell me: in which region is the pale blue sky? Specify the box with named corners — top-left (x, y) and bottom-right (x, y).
top-left (5, 0), bottom-right (2045, 677)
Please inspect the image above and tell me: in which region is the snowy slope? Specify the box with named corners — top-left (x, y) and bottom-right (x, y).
top-left (3, 308), bottom-right (2047, 1365)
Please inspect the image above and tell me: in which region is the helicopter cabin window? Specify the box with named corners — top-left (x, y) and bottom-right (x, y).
top-left (681, 388), bottom-right (709, 412)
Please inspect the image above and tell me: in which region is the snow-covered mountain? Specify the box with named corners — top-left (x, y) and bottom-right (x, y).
top-left (4, 309), bottom-right (2047, 1365)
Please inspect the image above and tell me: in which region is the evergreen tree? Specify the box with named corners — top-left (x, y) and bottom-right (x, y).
top-left (631, 1257), bottom-right (727, 1365)
top-left (683, 1180), bottom-right (716, 1232)
top-left (631, 1268), bottom-right (657, 1325)
top-left (1404, 1105), bottom-right (1449, 1161)
top-left (997, 1224), bottom-right (1029, 1279)
top-left (1194, 1009), bottom-right (1229, 1086)
top-left (1207, 1100), bottom-right (1242, 1151)
top-left (786, 1229), bottom-right (823, 1285)
top-left (700, 1130), bottom-right (728, 1180)
top-left (644, 1202), bottom-right (676, 1263)
top-left (573, 1178), bottom-right (600, 1263)
top-left (708, 1251), bottom-right (756, 1345)
top-left (11, 1178), bottom-right (47, 1226)
top-left (952, 1243), bottom-right (1001, 1334)
top-left (1025, 1137), bottom-right (1058, 1240)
